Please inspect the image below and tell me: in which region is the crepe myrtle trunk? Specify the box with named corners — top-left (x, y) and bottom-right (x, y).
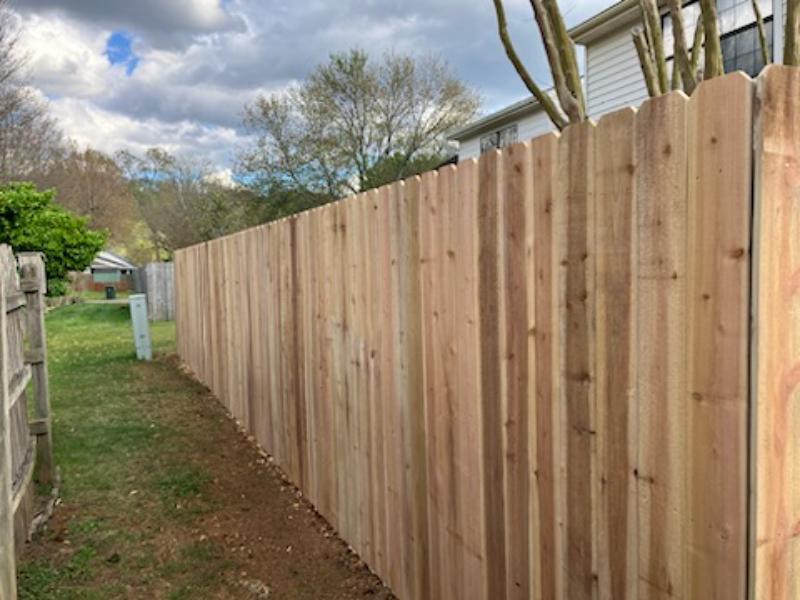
top-left (787, 0), bottom-right (800, 65)
top-left (492, 0), bottom-right (569, 129)
top-left (494, 0), bottom-right (800, 129)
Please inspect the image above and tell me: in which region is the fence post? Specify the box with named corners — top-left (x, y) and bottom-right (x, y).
top-left (0, 252), bottom-right (16, 600)
top-left (18, 254), bottom-right (53, 486)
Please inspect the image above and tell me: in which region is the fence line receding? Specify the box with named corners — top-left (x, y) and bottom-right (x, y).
top-left (174, 67), bottom-right (800, 600)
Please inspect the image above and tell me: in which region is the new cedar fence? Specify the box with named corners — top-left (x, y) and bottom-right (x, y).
top-left (0, 249), bottom-right (52, 600)
top-left (175, 67), bottom-right (800, 599)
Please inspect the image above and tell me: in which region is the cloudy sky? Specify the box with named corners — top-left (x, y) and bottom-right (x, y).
top-left (14, 0), bottom-right (616, 170)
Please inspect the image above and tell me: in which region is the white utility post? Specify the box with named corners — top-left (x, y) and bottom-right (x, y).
top-left (129, 294), bottom-right (152, 361)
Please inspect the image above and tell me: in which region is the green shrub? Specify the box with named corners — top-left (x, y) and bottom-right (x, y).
top-left (0, 182), bottom-right (106, 296)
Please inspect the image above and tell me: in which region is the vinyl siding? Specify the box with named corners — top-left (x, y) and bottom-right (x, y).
top-left (585, 26), bottom-right (649, 120)
top-left (456, 0), bottom-right (786, 161)
top-left (456, 109), bottom-right (554, 161)
top-left (458, 138), bottom-right (481, 161)
top-left (518, 110), bottom-right (555, 146)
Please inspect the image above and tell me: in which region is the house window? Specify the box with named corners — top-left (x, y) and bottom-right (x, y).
top-left (480, 124), bottom-right (518, 154)
top-left (721, 21), bottom-right (773, 76)
top-left (660, 0), bottom-right (773, 79)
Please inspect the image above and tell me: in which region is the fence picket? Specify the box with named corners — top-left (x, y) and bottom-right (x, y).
top-left (172, 71), bottom-right (800, 600)
top-left (635, 91), bottom-right (690, 600)
top-left (752, 65), bottom-right (800, 600)
top-left (686, 73), bottom-right (752, 600)
top-left (594, 107), bottom-right (638, 600)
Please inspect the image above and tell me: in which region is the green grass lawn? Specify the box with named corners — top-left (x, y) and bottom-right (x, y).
top-left (16, 305), bottom-right (231, 599)
top-left (17, 303), bottom-right (393, 600)
top-left (69, 289), bottom-right (131, 301)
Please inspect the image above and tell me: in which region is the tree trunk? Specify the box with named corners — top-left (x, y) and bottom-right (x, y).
top-left (492, 0), bottom-right (568, 129)
top-left (786, 0), bottom-right (800, 66)
top-left (530, 0), bottom-right (583, 122)
top-left (752, 0), bottom-right (771, 66)
top-left (690, 13), bottom-right (705, 78)
top-left (542, 0), bottom-right (586, 118)
top-left (640, 0), bottom-right (669, 94)
top-left (633, 28), bottom-right (661, 97)
top-left (699, 0), bottom-right (725, 77)
top-left (666, 0), bottom-right (698, 93)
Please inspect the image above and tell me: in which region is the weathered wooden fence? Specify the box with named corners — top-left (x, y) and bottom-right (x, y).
top-left (174, 67), bottom-right (800, 599)
top-left (0, 249), bottom-right (52, 600)
top-left (134, 262), bottom-right (175, 321)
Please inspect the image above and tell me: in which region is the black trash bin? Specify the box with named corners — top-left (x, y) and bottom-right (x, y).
top-left (105, 286), bottom-right (116, 300)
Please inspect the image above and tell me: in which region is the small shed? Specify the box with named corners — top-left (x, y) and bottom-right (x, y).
top-left (90, 251), bottom-right (137, 285)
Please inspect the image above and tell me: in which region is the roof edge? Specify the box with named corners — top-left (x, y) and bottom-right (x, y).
top-left (449, 96), bottom-right (542, 141)
top-left (568, 0), bottom-right (640, 44)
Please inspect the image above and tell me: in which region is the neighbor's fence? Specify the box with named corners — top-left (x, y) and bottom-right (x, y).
top-left (134, 262), bottom-right (175, 321)
top-left (0, 250), bottom-right (52, 600)
top-left (174, 67), bottom-right (800, 600)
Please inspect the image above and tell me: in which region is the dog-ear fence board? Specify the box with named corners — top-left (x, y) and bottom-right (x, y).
top-left (174, 67), bottom-right (800, 599)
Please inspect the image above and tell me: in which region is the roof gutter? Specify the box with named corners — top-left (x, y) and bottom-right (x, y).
top-left (568, 0), bottom-right (641, 44)
top-left (448, 97), bottom-right (540, 141)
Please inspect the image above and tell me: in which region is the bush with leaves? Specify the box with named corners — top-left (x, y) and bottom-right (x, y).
top-left (0, 182), bottom-right (106, 295)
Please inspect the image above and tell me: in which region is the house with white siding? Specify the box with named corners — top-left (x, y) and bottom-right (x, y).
top-left (452, 0), bottom-right (784, 159)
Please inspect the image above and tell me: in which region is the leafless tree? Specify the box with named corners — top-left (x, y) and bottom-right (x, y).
top-left (239, 49), bottom-right (480, 198)
top-left (37, 148), bottom-right (136, 243)
top-left (119, 148), bottom-right (262, 254)
top-left (0, 0), bottom-right (66, 181)
top-left (493, 0), bottom-right (800, 129)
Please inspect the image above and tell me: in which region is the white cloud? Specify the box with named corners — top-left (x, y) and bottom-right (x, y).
top-left (13, 0), bottom-right (618, 169)
top-left (17, 13), bottom-right (112, 98)
top-left (205, 167), bottom-right (236, 188)
top-left (48, 97), bottom-right (241, 165)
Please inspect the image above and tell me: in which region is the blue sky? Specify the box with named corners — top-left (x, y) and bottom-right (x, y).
top-left (15, 0), bottom-right (618, 170)
top-left (105, 32), bottom-right (140, 75)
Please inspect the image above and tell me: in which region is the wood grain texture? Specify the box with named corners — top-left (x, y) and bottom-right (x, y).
top-left (478, 150), bottom-right (507, 600)
top-left (686, 72), bottom-right (752, 600)
top-left (557, 122), bottom-right (596, 600)
top-left (170, 71), bottom-right (782, 600)
top-left (500, 141), bottom-right (532, 598)
top-left (635, 91), bottom-right (690, 600)
top-left (752, 65), bottom-right (800, 600)
top-left (530, 133), bottom-right (562, 600)
top-left (594, 107), bottom-right (637, 600)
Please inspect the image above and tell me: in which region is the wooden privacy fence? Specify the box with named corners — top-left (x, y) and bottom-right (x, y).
top-left (175, 67), bottom-right (800, 599)
top-left (0, 249), bottom-right (52, 600)
top-left (134, 262), bottom-right (175, 321)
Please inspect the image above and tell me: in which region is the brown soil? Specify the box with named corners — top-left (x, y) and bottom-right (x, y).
top-left (23, 352), bottom-right (396, 600)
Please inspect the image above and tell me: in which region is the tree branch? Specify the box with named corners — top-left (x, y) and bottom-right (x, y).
top-left (752, 0), bottom-right (771, 66)
top-left (639, 0), bottom-right (669, 94)
top-left (666, 0), bottom-right (697, 94)
top-left (492, 0), bottom-right (568, 130)
top-left (530, 0), bottom-right (583, 122)
top-left (633, 28), bottom-right (661, 97)
top-left (785, 0), bottom-right (800, 66)
top-left (690, 13), bottom-right (705, 78)
top-left (541, 0), bottom-right (586, 119)
top-left (699, 0), bottom-right (725, 77)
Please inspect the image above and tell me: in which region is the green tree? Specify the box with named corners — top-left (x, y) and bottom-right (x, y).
top-left (0, 182), bottom-right (106, 295)
top-left (362, 152), bottom-right (449, 192)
